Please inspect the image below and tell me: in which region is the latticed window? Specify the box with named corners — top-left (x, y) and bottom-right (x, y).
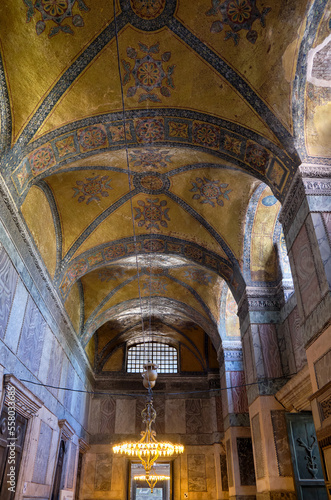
top-left (127, 343), bottom-right (178, 374)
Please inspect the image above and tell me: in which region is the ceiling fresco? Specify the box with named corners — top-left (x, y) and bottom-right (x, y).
top-left (0, 0), bottom-right (329, 374)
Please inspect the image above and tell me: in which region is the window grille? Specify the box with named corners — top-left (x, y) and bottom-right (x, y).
top-left (127, 343), bottom-right (178, 373)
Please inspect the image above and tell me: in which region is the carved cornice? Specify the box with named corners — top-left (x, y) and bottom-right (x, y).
top-left (300, 163), bottom-right (331, 178)
top-left (78, 438), bottom-right (90, 454)
top-left (275, 364), bottom-right (312, 412)
top-left (58, 419), bottom-right (75, 441)
top-left (4, 374), bottom-right (43, 419)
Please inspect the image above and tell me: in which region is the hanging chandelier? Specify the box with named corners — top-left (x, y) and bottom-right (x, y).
top-left (113, 362), bottom-right (184, 491)
top-left (133, 474), bottom-right (170, 493)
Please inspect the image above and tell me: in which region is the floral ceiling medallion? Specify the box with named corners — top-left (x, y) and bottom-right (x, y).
top-left (24, 0), bottom-right (89, 37)
top-left (130, 0), bottom-right (166, 20)
top-left (206, 0), bottom-right (271, 45)
top-left (72, 175), bottom-right (112, 205)
top-left (190, 177), bottom-right (231, 207)
top-left (134, 198), bottom-right (170, 230)
top-left (122, 43), bottom-right (175, 102)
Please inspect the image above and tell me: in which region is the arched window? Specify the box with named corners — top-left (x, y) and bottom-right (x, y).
top-left (127, 342), bottom-right (178, 374)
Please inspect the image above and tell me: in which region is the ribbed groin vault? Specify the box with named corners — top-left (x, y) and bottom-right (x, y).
top-left (0, 1), bottom-right (330, 499)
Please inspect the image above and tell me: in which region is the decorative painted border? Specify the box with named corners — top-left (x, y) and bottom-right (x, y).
top-left (10, 111), bottom-right (294, 202)
top-left (81, 295), bottom-right (220, 347)
top-left (0, 52), bottom-right (12, 155)
top-left (58, 234), bottom-right (238, 300)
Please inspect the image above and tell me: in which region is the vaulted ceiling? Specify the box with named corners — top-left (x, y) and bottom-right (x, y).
top-left (0, 0), bottom-right (329, 372)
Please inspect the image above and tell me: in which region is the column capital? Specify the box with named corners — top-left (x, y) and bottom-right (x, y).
top-left (237, 286), bottom-right (282, 330)
top-left (280, 163), bottom-right (331, 235)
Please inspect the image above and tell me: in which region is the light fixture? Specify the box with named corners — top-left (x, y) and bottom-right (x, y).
top-left (113, 363), bottom-right (184, 491)
top-left (134, 474), bottom-right (170, 493)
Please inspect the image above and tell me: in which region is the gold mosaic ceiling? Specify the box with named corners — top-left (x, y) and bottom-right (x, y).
top-left (0, 0), bottom-right (329, 369)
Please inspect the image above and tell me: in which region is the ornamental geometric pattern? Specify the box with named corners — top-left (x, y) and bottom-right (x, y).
top-left (121, 42), bottom-right (175, 102)
top-left (72, 175), bottom-right (112, 204)
top-left (142, 278), bottom-right (167, 294)
top-left (206, 0), bottom-right (271, 45)
top-left (134, 198), bottom-right (170, 230)
top-left (190, 177), bottom-right (231, 207)
top-left (23, 0), bottom-right (90, 37)
top-left (129, 149), bottom-right (173, 169)
top-left (183, 269), bottom-right (213, 286)
top-left (130, 0), bottom-right (166, 20)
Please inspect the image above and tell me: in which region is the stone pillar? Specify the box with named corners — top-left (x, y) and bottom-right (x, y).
top-left (279, 163), bottom-right (331, 493)
top-left (218, 344), bottom-right (256, 499)
top-left (238, 288), bottom-right (297, 500)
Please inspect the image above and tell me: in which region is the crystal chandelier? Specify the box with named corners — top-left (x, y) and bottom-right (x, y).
top-left (113, 362), bottom-right (184, 491)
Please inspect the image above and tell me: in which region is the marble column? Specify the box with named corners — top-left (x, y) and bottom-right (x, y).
top-left (279, 163), bottom-right (331, 493)
top-left (238, 289), bottom-right (297, 500)
top-left (218, 344), bottom-right (256, 499)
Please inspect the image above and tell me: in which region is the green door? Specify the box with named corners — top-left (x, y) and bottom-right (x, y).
top-left (286, 413), bottom-right (327, 500)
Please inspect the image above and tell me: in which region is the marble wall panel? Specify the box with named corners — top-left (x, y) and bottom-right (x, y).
top-left (67, 443), bottom-right (77, 489)
top-left (186, 399), bottom-right (203, 434)
top-left (32, 422), bottom-right (52, 484)
top-left (288, 306), bottom-right (306, 372)
top-left (251, 413), bottom-right (265, 479)
top-left (311, 212), bottom-right (331, 290)
top-left (270, 410), bottom-right (292, 477)
top-left (46, 338), bottom-right (63, 397)
top-left (38, 324), bottom-right (53, 383)
top-left (17, 297), bottom-right (45, 376)
top-left (215, 396), bottom-right (224, 432)
top-left (3, 279), bottom-right (28, 352)
top-left (115, 399), bottom-right (136, 434)
top-left (99, 397), bottom-right (116, 434)
top-left (230, 371), bottom-right (248, 413)
top-left (165, 399), bottom-right (186, 434)
top-left (251, 325), bottom-right (265, 378)
top-left (258, 324), bottom-right (283, 378)
top-left (220, 454), bottom-right (228, 491)
top-left (292, 224), bottom-right (321, 318)
top-left (73, 378), bottom-right (84, 421)
top-left (0, 247), bottom-right (17, 338)
top-left (237, 437), bottom-right (256, 486)
top-left (95, 453), bottom-right (112, 491)
top-left (276, 321), bottom-right (296, 377)
top-left (314, 349), bottom-right (331, 389)
top-left (64, 362), bottom-right (75, 411)
top-left (226, 439), bottom-right (233, 487)
top-left (243, 331), bottom-right (255, 384)
top-left (187, 454), bottom-right (207, 492)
